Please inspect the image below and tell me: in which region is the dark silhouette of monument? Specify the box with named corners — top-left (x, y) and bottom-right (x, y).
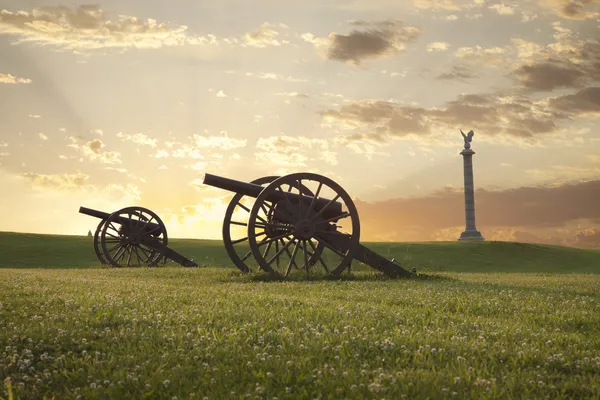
top-left (458, 130), bottom-right (484, 241)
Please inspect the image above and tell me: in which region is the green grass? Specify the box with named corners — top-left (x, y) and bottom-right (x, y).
top-left (1, 232), bottom-right (600, 399)
top-left (1, 231), bottom-right (599, 273)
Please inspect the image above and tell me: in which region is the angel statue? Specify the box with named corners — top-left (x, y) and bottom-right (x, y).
top-left (460, 129), bottom-right (474, 149)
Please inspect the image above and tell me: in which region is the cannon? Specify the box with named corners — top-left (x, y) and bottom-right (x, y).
top-left (79, 206), bottom-right (198, 268)
top-left (204, 172), bottom-right (415, 278)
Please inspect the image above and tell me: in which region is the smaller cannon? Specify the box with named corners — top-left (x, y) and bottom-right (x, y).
top-left (204, 172), bottom-right (415, 278)
top-left (79, 206), bottom-right (198, 268)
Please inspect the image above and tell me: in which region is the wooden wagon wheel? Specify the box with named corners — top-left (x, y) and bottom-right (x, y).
top-left (93, 218), bottom-right (108, 264)
top-left (247, 173), bottom-right (360, 279)
top-left (100, 206), bottom-right (168, 267)
top-left (223, 176), bottom-right (324, 273)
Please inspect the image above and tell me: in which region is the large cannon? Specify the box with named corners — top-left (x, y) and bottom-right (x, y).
top-left (204, 172), bottom-right (415, 278)
top-left (79, 206), bottom-right (198, 268)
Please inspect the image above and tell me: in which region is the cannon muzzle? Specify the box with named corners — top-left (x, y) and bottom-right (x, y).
top-left (202, 173), bottom-right (343, 218)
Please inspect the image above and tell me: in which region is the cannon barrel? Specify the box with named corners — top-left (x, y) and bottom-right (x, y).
top-left (79, 206), bottom-right (111, 220)
top-left (203, 173), bottom-right (343, 217)
top-left (79, 206), bottom-right (162, 232)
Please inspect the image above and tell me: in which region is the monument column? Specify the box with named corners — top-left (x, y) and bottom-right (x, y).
top-left (458, 130), bottom-right (484, 241)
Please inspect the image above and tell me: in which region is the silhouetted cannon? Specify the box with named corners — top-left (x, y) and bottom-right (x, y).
top-left (203, 172), bottom-right (415, 278)
top-left (79, 206), bottom-right (198, 268)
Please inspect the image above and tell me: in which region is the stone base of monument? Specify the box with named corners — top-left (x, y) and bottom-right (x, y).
top-left (458, 229), bottom-right (485, 241)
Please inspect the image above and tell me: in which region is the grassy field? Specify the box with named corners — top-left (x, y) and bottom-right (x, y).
top-left (1, 232), bottom-right (599, 399)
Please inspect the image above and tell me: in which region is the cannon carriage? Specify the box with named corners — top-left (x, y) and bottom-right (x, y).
top-left (79, 206), bottom-right (198, 268)
top-left (207, 172), bottom-right (415, 278)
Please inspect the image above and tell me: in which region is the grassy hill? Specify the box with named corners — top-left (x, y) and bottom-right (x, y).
top-left (2, 231), bottom-right (600, 399)
top-left (1, 231), bottom-right (598, 273)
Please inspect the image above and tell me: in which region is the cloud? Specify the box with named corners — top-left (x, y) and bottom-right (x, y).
top-left (319, 91), bottom-right (561, 143)
top-left (514, 60), bottom-right (589, 91)
top-left (333, 133), bottom-right (391, 159)
top-left (68, 137), bottom-right (122, 164)
top-left (20, 171), bottom-right (90, 190)
top-left (454, 45), bottom-right (507, 63)
top-left (192, 132), bottom-right (247, 150)
top-left (509, 26), bottom-right (600, 92)
top-left (168, 132), bottom-right (246, 162)
top-left (427, 41), bottom-right (450, 52)
top-left (276, 92), bottom-right (310, 99)
top-left (101, 183), bottom-right (142, 201)
top-left (526, 164), bottom-right (600, 183)
top-left (0, 141), bottom-right (7, 147)
top-left (540, 0), bottom-right (600, 19)
top-left (356, 179), bottom-right (600, 243)
top-left (574, 228), bottom-right (600, 247)
top-left (216, 90), bottom-right (227, 98)
top-left (0, 5), bottom-right (213, 51)
top-left (227, 70), bottom-right (308, 83)
top-left (0, 73), bottom-right (31, 84)
top-left (549, 87), bottom-right (600, 115)
top-left (308, 20), bottom-right (421, 65)
top-left (38, 132), bottom-right (48, 140)
top-left (28, 114), bottom-right (42, 118)
top-left (116, 132), bottom-right (158, 147)
top-left (489, 4), bottom-right (516, 14)
top-left (243, 22), bottom-right (284, 47)
top-left (255, 136), bottom-right (337, 167)
top-left (435, 65), bottom-right (478, 81)
top-left (413, 0), bottom-right (461, 10)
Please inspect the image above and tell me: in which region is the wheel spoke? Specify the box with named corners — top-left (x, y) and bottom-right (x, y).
top-left (114, 244), bottom-right (129, 262)
top-left (285, 241), bottom-right (300, 276)
top-left (316, 237), bottom-right (347, 258)
top-left (262, 241), bottom-right (273, 259)
top-left (276, 185), bottom-right (295, 210)
top-left (232, 236), bottom-right (248, 245)
top-left (133, 245), bottom-right (143, 265)
top-left (137, 245), bottom-right (152, 260)
top-left (310, 194), bottom-right (341, 221)
top-left (267, 236), bottom-right (295, 267)
top-left (240, 250), bottom-right (253, 262)
top-left (303, 240), bottom-right (310, 279)
top-left (309, 240), bottom-right (329, 273)
top-left (107, 241), bottom-right (128, 254)
top-left (257, 231), bottom-right (292, 248)
top-left (279, 238), bottom-right (298, 269)
top-left (237, 202), bottom-right (251, 213)
top-left (297, 179), bottom-right (304, 218)
top-left (108, 222), bottom-right (120, 235)
top-left (230, 220), bottom-right (248, 227)
top-left (126, 245), bottom-right (133, 266)
top-left (306, 182), bottom-right (323, 218)
top-left (260, 204), bottom-right (271, 220)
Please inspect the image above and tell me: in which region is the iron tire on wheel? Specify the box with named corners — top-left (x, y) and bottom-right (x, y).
top-left (93, 219), bottom-right (108, 265)
top-left (247, 172), bottom-right (360, 278)
top-left (100, 206), bottom-right (168, 267)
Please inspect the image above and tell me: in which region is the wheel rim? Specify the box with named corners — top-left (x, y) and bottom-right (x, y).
top-left (93, 219), bottom-right (108, 265)
top-left (247, 173), bottom-right (360, 278)
top-left (100, 206), bottom-right (168, 267)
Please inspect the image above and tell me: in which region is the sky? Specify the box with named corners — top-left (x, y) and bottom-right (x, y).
top-left (0, 0), bottom-right (599, 247)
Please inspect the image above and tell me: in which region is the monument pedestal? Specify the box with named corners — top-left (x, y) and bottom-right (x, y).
top-left (458, 147), bottom-right (484, 241)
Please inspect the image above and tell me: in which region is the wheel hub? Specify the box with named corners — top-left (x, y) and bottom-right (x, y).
top-left (130, 231), bottom-right (142, 244)
top-left (294, 219), bottom-right (315, 240)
